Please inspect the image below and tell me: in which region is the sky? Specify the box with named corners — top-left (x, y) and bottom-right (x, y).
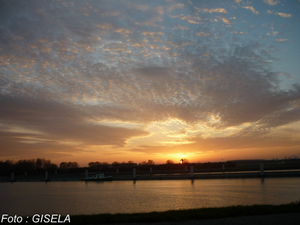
top-left (1, 0), bottom-right (300, 166)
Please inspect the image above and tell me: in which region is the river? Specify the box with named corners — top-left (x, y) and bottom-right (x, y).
top-left (1, 177), bottom-right (299, 216)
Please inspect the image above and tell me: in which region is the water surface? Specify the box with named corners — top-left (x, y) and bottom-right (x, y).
top-left (0, 178), bottom-right (299, 215)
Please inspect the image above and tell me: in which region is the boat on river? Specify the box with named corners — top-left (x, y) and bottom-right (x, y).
top-left (84, 173), bottom-right (112, 181)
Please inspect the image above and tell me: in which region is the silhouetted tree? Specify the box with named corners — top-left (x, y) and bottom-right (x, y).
top-left (147, 160), bottom-right (155, 165)
top-left (166, 160), bottom-right (174, 164)
top-left (0, 160), bottom-right (14, 174)
top-left (88, 161), bottom-right (101, 167)
top-left (180, 158), bottom-right (189, 164)
top-left (59, 161), bottom-right (78, 169)
top-left (15, 159), bottom-right (35, 172)
top-left (48, 163), bottom-right (58, 170)
top-left (43, 159), bottom-right (52, 169)
top-left (88, 161), bottom-right (103, 169)
top-left (60, 162), bottom-right (68, 169)
top-left (35, 158), bottom-right (53, 169)
top-left (140, 161), bottom-right (148, 165)
top-left (140, 160), bottom-right (155, 165)
top-left (36, 158), bottom-right (43, 169)
top-left (67, 162), bottom-right (79, 168)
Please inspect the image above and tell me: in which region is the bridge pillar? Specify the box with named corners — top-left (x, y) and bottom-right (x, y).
top-left (45, 171), bottom-right (48, 181)
top-left (260, 163), bottom-right (264, 175)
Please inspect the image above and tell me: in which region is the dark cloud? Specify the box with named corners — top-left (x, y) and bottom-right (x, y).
top-left (0, 130), bottom-right (76, 158)
top-left (0, 95), bottom-right (149, 155)
top-left (134, 67), bottom-right (171, 78)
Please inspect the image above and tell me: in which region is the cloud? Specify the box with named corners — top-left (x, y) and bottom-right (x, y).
top-left (276, 38), bottom-right (289, 42)
top-left (263, 0), bottom-right (280, 5)
top-left (142, 31), bottom-right (164, 36)
top-left (266, 10), bottom-right (292, 17)
top-left (129, 133), bottom-right (300, 157)
top-left (131, 4), bottom-right (150, 11)
top-left (187, 20), bottom-right (200, 24)
top-left (133, 66), bottom-right (171, 79)
top-left (243, 6), bottom-right (259, 14)
top-left (259, 106), bottom-right (300, 129)
top-left (196, 32), bottom-right (210, 37)
top-left (202, 8), bottom-right (228, 13)
top-left (188, 135), bottom-right (300, 157)
top-left (114, 28), bottom-right (133, 34)
top-left (276, 12), bottom-right (292, 18)
top-left (221, 18), bottom-right (231, 25)
top-left (167, 3), bottom-right (184, 12)
top-left (173, 25), bottom-right (190, 30)
top-left (0, 95), bottom-right (149, 155)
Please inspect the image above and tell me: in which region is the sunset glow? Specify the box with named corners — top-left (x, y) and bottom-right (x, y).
top-left (1, 0), bottom-right (300, 166)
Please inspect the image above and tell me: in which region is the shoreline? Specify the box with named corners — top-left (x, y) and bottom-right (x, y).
top-left (1, 171), bottom-right (300, 182)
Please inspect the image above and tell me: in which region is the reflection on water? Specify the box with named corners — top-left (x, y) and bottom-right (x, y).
top-left (0, 178), bottom-right (299, 215)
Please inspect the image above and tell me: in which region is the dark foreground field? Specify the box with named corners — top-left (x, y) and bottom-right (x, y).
top-left (2, 201), bottom-right (299, 224)
top-left (69, 201), bottom-right (300, 225)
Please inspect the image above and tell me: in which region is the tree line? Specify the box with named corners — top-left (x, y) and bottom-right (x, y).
top-left (0, 158), bottom-right (80, 175)
top-left (0, 158), bottom-right (239, 176)
top-left (0, 158), bottom-right (190, 174)
top-left (0, 158), bottom-right (57, 173)
top-left (87, 158), bottom-right (189, 168)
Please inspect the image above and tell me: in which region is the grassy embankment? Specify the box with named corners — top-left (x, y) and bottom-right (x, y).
top-left (70, 201), bottom-right (300, 224)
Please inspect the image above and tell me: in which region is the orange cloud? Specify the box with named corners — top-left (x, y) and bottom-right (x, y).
top-left (263, 0), bottom-right (280, 5)
top-left (266, 10), bottom-right (292, 18)
top-left (243, 6), bottom-right (259, 14)
top-left (115, 28), bottom-right (133, 34)
top-left (196, 32), bottom-right (210, 37)
top-left (221, 18), bottom-right (231, 25)
top-left (276, 12), bottom-right (292, 18)
top-left (276, 38), bottom-right (288, 42)
top-left (173, 25), bottom-right (190, 30)
top-left (202, 8), bottom-right (228, 13)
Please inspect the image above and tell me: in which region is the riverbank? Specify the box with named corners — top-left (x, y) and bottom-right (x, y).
top-left (69, 201), bottom-right (300, 224)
